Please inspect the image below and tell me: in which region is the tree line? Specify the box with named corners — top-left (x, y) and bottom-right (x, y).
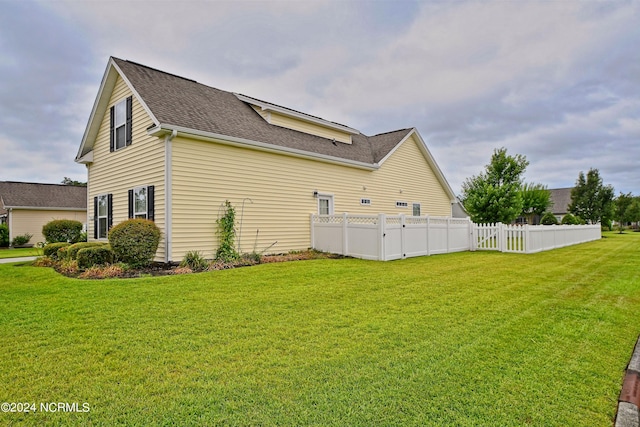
top-left (460, 148), bottom-right (639, 230)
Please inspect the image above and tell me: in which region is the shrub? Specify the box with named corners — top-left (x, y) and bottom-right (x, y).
top-left (42, 219), bottom-right (83, 243)
top-left (44, 242), bottom-right (71, 259)
top-left (67, 242), bottom-right (106, 260)
top-left (540, 212), bottom-right (558, 225)
top-left (108, 219), bottom-right (161, 268)
top-left (78, 264), bottom-right (125, 279)
top-left (180, 251), bottom-right (208, 272)
top-left (33, 257), bottom-right (57, 268)
top-left (57, 245), bottom-right (71, 260)
top-left (11, 233), bottom-right (33, 247)
top-left (0, 224), bottom-right (9, 247)
top-left (216, 200), bottom-right (239, 262)
top-left (561, 213), bottom-right (579, 225)
top-left (56, 259), bottom-right (79, 275)
top-left (77, 246), bottom-right (115, 269)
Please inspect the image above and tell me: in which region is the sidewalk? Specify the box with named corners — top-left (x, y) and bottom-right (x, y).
top-left (615, 335), bottom-right (640, 427)
top-left (0, 256), bottom-right (38, 264)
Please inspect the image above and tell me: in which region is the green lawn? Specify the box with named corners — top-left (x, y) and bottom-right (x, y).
top-left (1, 232), bottom-right (639, 426)
top-left (0, 247), bottom-right (41, 259)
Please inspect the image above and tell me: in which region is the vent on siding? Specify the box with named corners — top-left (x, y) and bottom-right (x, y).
top-left (361, 198), bottom-right (371, 206)
top-left (396, 201), bottom-right (408, 208)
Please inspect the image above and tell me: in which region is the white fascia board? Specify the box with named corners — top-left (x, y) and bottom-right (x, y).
top-left (234, 93), bottom-right (360, 135)
top-left (148, 124), bottom-right (378, 171)
top-left (76, 60), bottom-right (117, 161)
top-left (76, 150), bottom-right (94, 164)
top-left (75, 58), bottom-right (160, 162)
top-left (378, 128), bottom-right (457, 203)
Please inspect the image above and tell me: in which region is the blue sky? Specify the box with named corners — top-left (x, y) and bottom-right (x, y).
top-left (1, 0), bottom-right (639, 195)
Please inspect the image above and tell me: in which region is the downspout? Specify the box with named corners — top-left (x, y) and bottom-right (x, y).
top-left (164, 129), bottom-right (177, 263)
top-left (7, 208), bottom-right (12, 244)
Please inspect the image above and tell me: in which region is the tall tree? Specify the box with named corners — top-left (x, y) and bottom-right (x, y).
top-left (61, 177), bottom-right (87, 187)
top-left (616, 193), bottom-right (640, 232)
top-left (568, 168), bottom-right (615, 225)
top-left (461, 147), bottom-right (529, 224)
top-left (520, 183), bottom-right (551, 224)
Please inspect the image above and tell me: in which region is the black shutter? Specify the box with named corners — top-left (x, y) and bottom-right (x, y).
top-left (147, 185), bottom-right (155, 221)
top-left (128, 189), bottom-right (134, 219)
top-left (107, 194), bottom-right (113, 231)
top-left (93, 196), bottom-right (98, 239)
top-left (125, 96), bottom-right (133, 147)
top-left (109, 106), bottom-right (115, 152)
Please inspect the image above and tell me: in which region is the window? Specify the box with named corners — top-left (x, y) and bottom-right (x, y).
top-left (128, 185), bottom-right (155, 220)
top-left (110, 96), bottom-right (132, 152)
top-left (396, 201), bottom-right (408, 208)
top-left (318, 194), bottom-right (334, 215)
top-left (133, 187), bottom-right (147, 219)
top-left (114, 100), bottom-right (126, 150)
top-left (94, 194), bottom-right (112, 239)
top-left (412, 203), bottom-right (421, 216)
top-left (360, 198), bottom-right (371, 206)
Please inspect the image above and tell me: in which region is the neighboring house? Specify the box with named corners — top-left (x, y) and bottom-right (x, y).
top-left (549, 187), bottom-right (573, 222)
top-left (0, 181), bottom-right (87, 245)
top-left (75, 57), bottom-right (458, 262)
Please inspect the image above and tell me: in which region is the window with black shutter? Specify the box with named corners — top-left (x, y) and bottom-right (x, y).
top-left (95, 193), bottom-right (112, 239)
top-left (110, 96), bottom-right (133, 152)
top-left (128, 185), bottom-right (155, 221)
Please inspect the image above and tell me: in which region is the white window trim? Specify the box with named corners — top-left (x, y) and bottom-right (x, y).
top-left (317, 193), bottom-right (334, 215)
top-left (97, 194), bottom-right (108, 240)
top-left (133, 186), bottom-right (148, 219)
top-left (412, 202), bottom-right (421, 216)
top-left (114, 99), bottom-right (127, 151)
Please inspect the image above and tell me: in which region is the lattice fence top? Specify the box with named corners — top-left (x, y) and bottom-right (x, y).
top-left (313, 215), bottom-right (344, 224)
top-left (347, 216), bottom-right (378, 225)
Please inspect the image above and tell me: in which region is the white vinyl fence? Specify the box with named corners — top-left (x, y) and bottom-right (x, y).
top-left (310, 214), bottom-right (601, 261)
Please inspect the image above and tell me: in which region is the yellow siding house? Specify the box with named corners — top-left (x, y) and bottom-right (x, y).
top-left (76, 57), bottom-right (458, 262)
top-left (0, 181), bottom-right (87, 245)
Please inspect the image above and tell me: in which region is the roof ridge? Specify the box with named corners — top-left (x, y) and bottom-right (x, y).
top-left (119, 58), bottom-right (198, 84)
top-left (235, 93), bottom-right (356, 131)
top-left (0, 180), bottom-right (83, 187)
top-left (370, 128), bottom-right (412, 137)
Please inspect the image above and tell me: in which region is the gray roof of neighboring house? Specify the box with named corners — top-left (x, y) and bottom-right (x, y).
top-left (549, 187), bottom-right (573, 215)
top-left (110, 58), bottom-right (412, 165)
top-left (0, 182), bottom-right (87, 212)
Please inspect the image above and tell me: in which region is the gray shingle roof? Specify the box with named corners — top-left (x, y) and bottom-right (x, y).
top-left (111, 58), bottom-right (412, 165)
top-left (0, 181), bottom-right (87, 210)
top-left (549, 187), bottom-right (573, 215)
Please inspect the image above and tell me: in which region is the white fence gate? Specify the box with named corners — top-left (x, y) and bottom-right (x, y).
top-left (310, 214), bottom-right (601, 261)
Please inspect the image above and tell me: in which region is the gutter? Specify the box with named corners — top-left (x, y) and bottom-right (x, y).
top-left (2, 206), bottom-right (86, 211)
top-left (147, 124), bottom-right (379, 171)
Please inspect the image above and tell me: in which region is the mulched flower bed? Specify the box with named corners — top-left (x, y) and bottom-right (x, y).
top-left (35, 250), bottom-right (345, 279)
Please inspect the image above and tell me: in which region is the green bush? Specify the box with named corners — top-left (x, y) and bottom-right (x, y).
top-left (561, 213), bottom-right (579, 225)
top-left (180, 251), bottom-right (208, 272)
top-left (0, 224), bottom-right (9, 247)
top-left (540, 212), bottom-right (558, 225)
top-left (42, 219), bottom-right (83, 243)
top-left (43, 242), bottom-right (71, 259)
top-left (11, 233), bottom-right (33, 247)
top-left (67, 242), bottom-right (106, 260)
top-left (77, 246), bottom-right (115, 269)
top-left (108, 219), bottom-right (161, 268)
top-left (216, 200), bottom-right (239, 262)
